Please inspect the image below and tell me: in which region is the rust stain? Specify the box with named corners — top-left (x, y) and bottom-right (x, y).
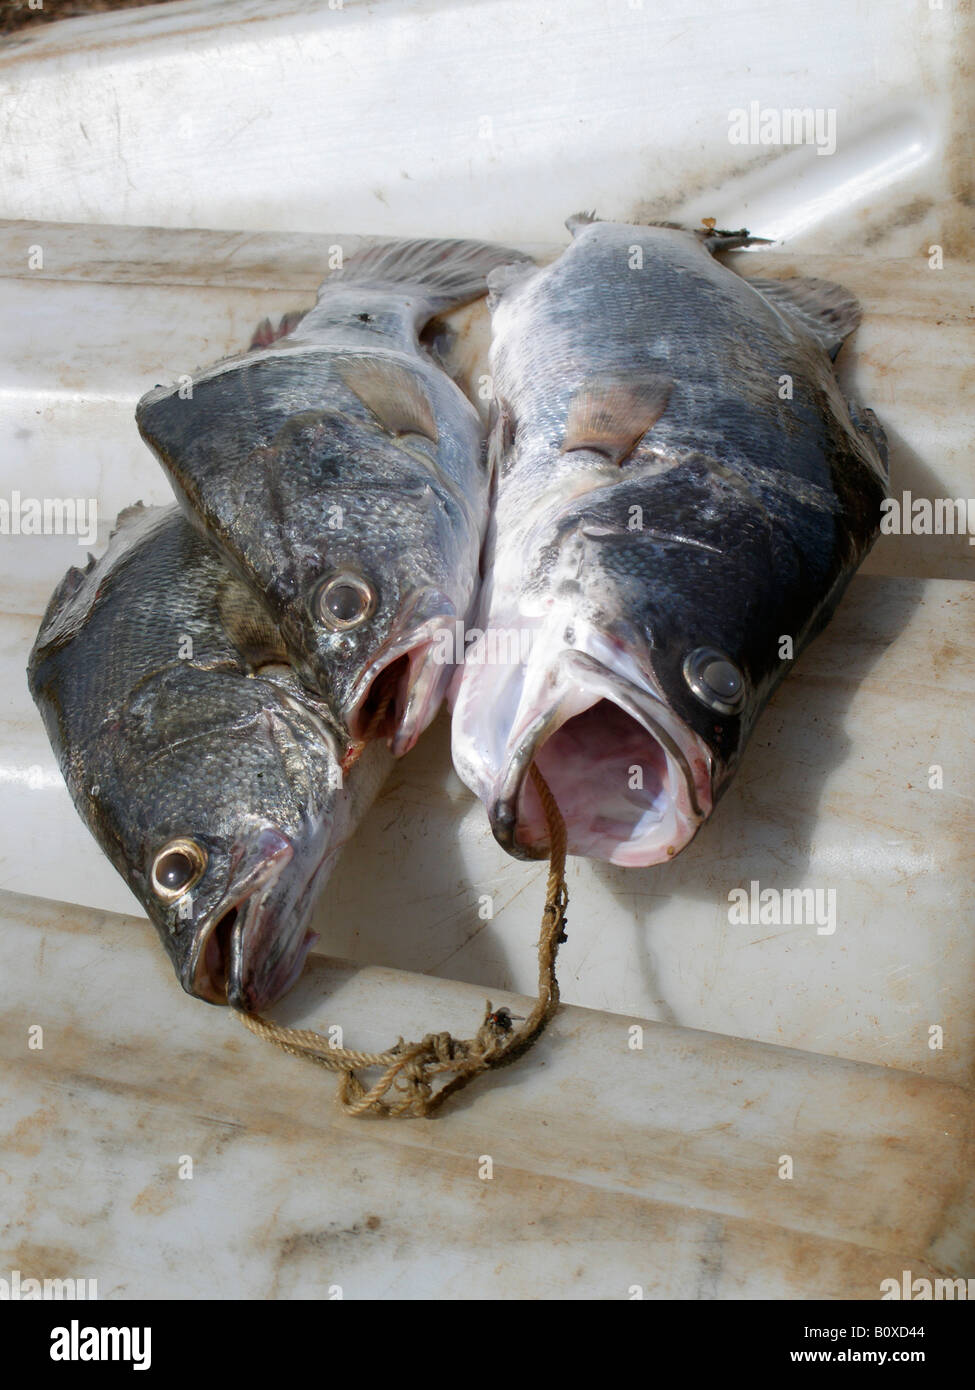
top-left (8, 1240), bottom-right (83, 1281)
top-left (5, 1104), bottom-right (58, 1157)
top-left (131, 1183), bottom-right (175, 1217)
top-left (931, 638), bottom-right (964, 679)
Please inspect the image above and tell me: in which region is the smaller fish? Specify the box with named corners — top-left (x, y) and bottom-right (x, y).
top-left (137, 237), bottom-right (533, 755)
top-left (28, 505), bottom-right (392, 1010)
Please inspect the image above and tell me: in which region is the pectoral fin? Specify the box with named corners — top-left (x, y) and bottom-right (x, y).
top-left (339, 359), bottom-right (439, 443)
top-left (561, 374), bottom-right (672, 467)
top-left (217, 579), bottom-right (290, 667)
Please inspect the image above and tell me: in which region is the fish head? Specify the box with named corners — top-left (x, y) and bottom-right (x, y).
top-left (255, 412), bottom-right (481, 757)
top-left (453, 455), bottom-right (851, 867)
top-left (138, 361), bottom-right (485, 760)
top-left (87, 666), bottom-right (349, 1011)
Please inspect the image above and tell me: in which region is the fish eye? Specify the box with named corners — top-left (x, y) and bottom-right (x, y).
top-left (682, 647), bottom-right (746, 716)
top-left (150, 838), bottom-right (207, 901)
top-left (315, 573), bottom-right (376, 630)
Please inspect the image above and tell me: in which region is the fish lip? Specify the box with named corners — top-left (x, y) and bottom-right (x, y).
top-left (490, 702), bottom-right (572, 860)
top-left (182, 826), bottom-right (295, 1007)
top-left (490, 650), bottom-right (713, 862)
top-left (228, 916), bottom-right (319, 1015)
top-left (346, 593), bottom-right (458, 751)
top-left (388, 639), bottom-right (454, 756)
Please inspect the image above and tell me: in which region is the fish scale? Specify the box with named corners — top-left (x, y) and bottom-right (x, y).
top-left (28, 504), bottom-right (393, 1012)
top-left (495, 229), bottom-right (856, 500)
top-left (137, 237), bottom-right (533, 756)
top-left (451, 216), bottom-right (889, 869)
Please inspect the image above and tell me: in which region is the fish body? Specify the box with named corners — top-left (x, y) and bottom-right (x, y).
top-left (450, 217), bottom-right (889, 867)
top-left (28, 505), bottom-right (392, 1010)
top-left (137, 238), bottom-right (532, 754)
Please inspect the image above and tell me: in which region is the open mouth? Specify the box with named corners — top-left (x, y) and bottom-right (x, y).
top-left (353, 652), bottom-right (411, 743)
top-left (185, 828), bottom-right (300, 1008)
top-left (349, 632), bottom-right (452, 755)
top-left (490, 659), bottom-right (714, 868)
top-left (511, 700), bottom-right (688, 864)
top-left (190, 888), bottom-right (318, 1010)
top-left (194, 903), bottom-right (239, 1003)
top-left (518, 701), bottom-right (676, 858)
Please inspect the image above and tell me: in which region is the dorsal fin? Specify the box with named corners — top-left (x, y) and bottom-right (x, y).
top-left (111, 500), bottom-right (148, 537)
top-left (565, 210), bottom-right (600, 236)
top-left (561, 374), bottom-right (672, 466)
top-left (44, 555), bottom-right (97, 615)
top-left (565, 212), bottom-right (772, 253)
top-left (325, 237), bottom-right (535, 318)
top-left (248, 309), bottom-right (308, 351)
top-left (339, 358), bottom-right (439, 442)
top-left (695, 224), bottom-right (773, 253)
top-left (747, 275), bottom-right (862, 359)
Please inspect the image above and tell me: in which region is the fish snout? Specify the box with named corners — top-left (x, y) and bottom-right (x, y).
top-left (184, 825), bottom-right (301, 1008)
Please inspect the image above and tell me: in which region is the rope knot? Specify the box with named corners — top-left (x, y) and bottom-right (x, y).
top-left (419, 1031), bottom-right (457, 1064)
top-left (237, 761), bottom-right (568, 1118)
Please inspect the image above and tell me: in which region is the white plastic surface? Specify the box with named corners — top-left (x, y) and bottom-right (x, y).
top-left (0, 0), bottom-right (967, 259)
top-left (2, 891), bottom-right (972, 1298)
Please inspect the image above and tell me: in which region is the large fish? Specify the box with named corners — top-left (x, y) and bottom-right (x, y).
top-left (137, 238), bottom-right (531, 755)
top-left (28, 505), bottom-right (392, 1010)
top-left (450, 216), bottom-right (889, 867)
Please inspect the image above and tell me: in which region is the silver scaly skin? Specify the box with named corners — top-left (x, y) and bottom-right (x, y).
top-left (28, 505), bottom-right (393, 1010)
top-left (451, 216), bottom-right (889, 867)
top-left (137, 238), bottom-right (533, 756)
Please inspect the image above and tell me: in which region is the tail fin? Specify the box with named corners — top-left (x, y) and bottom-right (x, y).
top-left (325, 237), bottom-right (535, 318)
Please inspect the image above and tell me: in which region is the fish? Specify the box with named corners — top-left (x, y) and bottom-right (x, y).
top-left (450, 215), bottom-right (889, 867)
top-left (27, 504), bottom-right (393, 1010)
top-left (136, 237), bottom-right (533, 756)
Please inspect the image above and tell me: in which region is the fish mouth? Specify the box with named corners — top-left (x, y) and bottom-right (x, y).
top-left (484, 649), bottom-right (714, 868)
top-left (347, 591), bottom-right (457, 756)
top-left (184, 825), bottom-right (317, 1011)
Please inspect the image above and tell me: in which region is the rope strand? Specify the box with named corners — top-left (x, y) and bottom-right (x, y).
top-left (236, 760), bottom-right (568, 1117)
